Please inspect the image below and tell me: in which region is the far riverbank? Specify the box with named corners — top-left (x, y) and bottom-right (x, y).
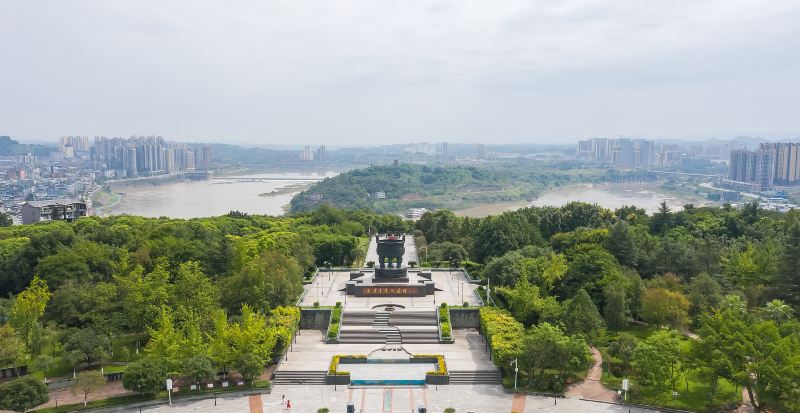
top-left (454, 182), bottom-right (716, 218)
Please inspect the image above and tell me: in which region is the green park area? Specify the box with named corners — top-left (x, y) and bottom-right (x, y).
top-left (1, 199), bottom-right (800, 412)
top-left (415, 202), bottom-right (800, 412)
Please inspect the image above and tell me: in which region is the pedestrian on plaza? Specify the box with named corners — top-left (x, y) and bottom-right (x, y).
top-left (286, 399), bottom-right (292, 410)
top-left (281, 394), bottom-right (285, 406)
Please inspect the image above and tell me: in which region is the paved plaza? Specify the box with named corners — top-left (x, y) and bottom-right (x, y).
top-left (141, 385), bottom-right (656, 413)
top-left (297, 269), bottom-right (480, 308)
top-left (280, 329), bottom-right (496, 373)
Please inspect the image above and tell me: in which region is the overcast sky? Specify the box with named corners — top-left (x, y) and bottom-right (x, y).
top-left (1, 0), bottom-right (798, 145)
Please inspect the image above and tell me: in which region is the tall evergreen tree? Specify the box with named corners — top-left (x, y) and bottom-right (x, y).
top-left (607, 221), bottom-right (636, 267)
top-left (603, 284), bottom-right (627, 329)
top-left (776, 222), bottom-right (800, 306)
top-left (649, 201), bottom-right (673, 234)
top-left (563, 289), bottom-right (604, 340)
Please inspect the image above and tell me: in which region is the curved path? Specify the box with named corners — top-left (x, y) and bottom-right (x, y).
top-left (565, 347), bottom-right (618, 402)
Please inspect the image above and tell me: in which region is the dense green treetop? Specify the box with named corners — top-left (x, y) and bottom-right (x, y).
top-left (290, 162), bottom-right (594, 213)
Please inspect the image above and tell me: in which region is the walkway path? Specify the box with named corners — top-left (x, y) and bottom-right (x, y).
top-left (142, 384), bottom-right (660, 412)
top-left (565, 347), bottom-right (618, 402)
top-left (248, 394), bottom-right (263, 413)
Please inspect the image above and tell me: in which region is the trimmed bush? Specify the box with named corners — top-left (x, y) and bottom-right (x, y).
top-left (440, 322), bottom-right (452, 338)
top-left (327, 323), bottom-right (340, 340)
top-left (479, 307), bottom-right (524, 367)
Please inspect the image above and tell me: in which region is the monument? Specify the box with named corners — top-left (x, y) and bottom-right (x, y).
top-left (374, 234), bottom-right (408, 280)
top-left (344, 234), bottom-right (439, 297)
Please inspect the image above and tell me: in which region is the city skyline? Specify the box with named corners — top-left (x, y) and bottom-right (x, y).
top-left (1, 0), bottom-right (799, 145)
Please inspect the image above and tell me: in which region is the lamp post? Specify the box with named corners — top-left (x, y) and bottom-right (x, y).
top-left (510, 358), bottom-right (518, 390)
top-left (486, 276), bottom-right (491, 306)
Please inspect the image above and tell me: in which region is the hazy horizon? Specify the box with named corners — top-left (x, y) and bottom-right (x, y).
top-left (1, 0), bottom-right (799, 145)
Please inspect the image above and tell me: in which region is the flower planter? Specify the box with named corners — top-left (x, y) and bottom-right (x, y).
top-left (425, 373), bottom-right (449, 385)
top-left (326, 373), bottom-right (351, 385)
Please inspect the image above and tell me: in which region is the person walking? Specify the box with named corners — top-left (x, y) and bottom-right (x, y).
top-left (286, 399), bottom-right (292, 410)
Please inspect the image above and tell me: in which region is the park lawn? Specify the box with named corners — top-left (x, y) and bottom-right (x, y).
top-left (28, 355), bottom-right (78, 380)
top-left (599, 325), bottom-right (740, 412)
top-left (110, 333), bottom-right (147, 363)
top-left (605, 324), bottom-right (656, 340)
top-left (602, 369), bottom-right (741, 412)
top-left (102, 364), bottom-right (128, 374)
top-left (631, 371), bottom-right (740, 412)
top-left (501, 367), bottom-right (586, 394)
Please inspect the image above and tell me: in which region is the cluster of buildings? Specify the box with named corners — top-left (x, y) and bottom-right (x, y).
top-left (300, 145), bottom-right (327, 162)
top-left (1, 151), bottom-right (96, 224)
top-left (1, 136), bottom-right (214, 225)
top-left (577, 138), bottom-right (735, 168)
top-left (577, 138), bottom-right (656, 168)
top-left (90, 136), bottom-right (212, 178)
top-left (727, 143), bottom-right (800, 192)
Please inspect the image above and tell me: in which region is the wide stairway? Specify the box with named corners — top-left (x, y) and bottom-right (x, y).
top-left (272, 370), bottom-right (327, 385)
top-left (448, 370), bottom-right (503, 384)
top-left (338, 309), bottom-right (439, 344)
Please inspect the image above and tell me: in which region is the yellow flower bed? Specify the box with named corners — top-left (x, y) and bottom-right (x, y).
top-left (328, 354), bottom-right (367, 375)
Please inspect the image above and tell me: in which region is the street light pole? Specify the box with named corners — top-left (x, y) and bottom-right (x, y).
top-left (510, 358), bottom-right (518, 390)
top-left (487, 276), bottom-right (491, 306)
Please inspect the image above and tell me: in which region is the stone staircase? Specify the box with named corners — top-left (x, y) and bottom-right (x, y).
top-left (373, 311), bottom-right (390, 327)
top-left (338, 309), bottom-right (440, 344)
top-left (448, 370), bottom-right (502, 384)
top-left (272, 370), bottom-right (327, 385)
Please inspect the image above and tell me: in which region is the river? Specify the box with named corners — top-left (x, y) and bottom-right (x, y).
top-left (529, 183), bottom-right (699, 214)
top-left (456, 183), bottom-right (710, 217)
top-left (104, 173), bottom-right (331, 218)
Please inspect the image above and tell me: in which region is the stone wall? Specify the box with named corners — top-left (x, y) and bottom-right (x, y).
top-left (449, 308), bottom-right (480, 329)
top-left (300, 308), bottom-right (331, 329)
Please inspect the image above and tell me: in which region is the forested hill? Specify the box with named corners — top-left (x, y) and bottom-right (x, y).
top-left (289, 162), bottom-right (586, 214)
top-left (0, 136), bottom-right (54, 156)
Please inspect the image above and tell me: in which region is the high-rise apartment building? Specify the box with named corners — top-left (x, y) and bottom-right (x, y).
top-left (728, 148), bottom-right (774, 190)
top-left (60, 136), bottom-right (91, 153)
top-left (760, 143), bottom-right (800, 185)
top-left (201, 146), bottom-right (212, 170)
top-left (476, 144), bottom-right (487, 160)
top-left (301, 145), bottom-right (313, 161)
top-left (577, 138), bottom-right (642, 165)
top-left (729, 143), bottom-right (800, 190)
top-left (315, 145), bottom-right (326, 162)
